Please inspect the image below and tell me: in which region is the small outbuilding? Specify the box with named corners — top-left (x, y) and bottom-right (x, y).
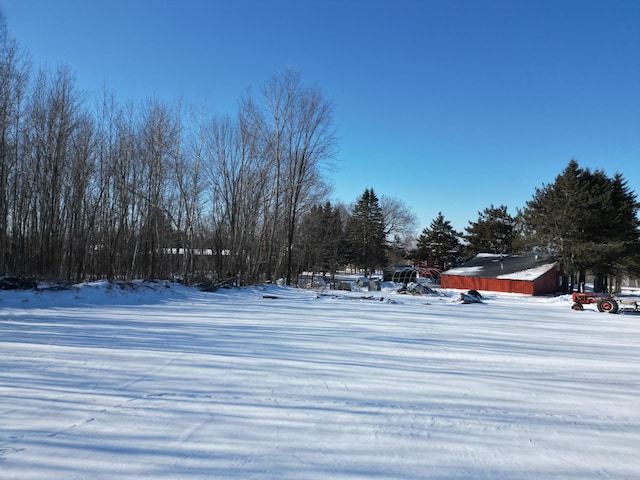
top-left (440, 254), bottom-right (560, 295)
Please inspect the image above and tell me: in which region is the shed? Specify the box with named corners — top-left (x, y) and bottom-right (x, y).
top-left (440, 254), bottom-right (560, 295)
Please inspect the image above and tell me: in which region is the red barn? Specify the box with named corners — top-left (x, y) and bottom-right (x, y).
top-left (440, 254), bottom-right (560, 295)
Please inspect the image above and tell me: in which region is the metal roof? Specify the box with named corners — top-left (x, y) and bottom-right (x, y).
top-left (443, 254), bottom-right (557, 280)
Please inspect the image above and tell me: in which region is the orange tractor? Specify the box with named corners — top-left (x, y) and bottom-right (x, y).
top-left (571, 292), bottom-right (639, 313)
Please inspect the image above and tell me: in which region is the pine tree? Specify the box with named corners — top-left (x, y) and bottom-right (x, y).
top-left (322, 203), bottom-right (348, 275)
top-left (346, 188), bottom-right (387, 274)
top-left (464, 204), bottom-right (514, 256)
top-left (609, 173), bottom-right (640, 286)
top-left (520, 160), bottom-right (585, 278)
top-left (416, 212), bottom-right (463, 269)
top-left (298, 201), bottom-right (347, 276)
top-left (521, 159), bottom-right (639, 292)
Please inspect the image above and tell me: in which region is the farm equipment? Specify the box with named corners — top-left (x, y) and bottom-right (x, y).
top-left (571, 292), bottom-right (640, 313)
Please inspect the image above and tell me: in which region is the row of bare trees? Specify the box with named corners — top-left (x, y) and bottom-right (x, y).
top-left (0, 20), bottom-right (337, 285)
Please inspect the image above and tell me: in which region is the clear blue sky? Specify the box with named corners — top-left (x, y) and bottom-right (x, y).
top-left (3, 0), bottom-right (639, 233)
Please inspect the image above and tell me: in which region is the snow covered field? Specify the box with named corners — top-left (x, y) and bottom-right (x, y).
top-left (1, 281), bottom-right (639, 479)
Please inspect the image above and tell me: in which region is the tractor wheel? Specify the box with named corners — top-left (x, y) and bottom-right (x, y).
top-left (597, 299), bottom-right (619, 314)
top-left (571, 302), bottom-right (584, 311)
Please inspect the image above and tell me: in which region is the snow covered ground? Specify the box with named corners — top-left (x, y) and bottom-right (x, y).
top-left (1, 281), bottom-right (639, 479)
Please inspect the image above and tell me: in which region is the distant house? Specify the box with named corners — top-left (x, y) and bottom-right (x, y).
top-left (440, 254), bottom-right (560, 295)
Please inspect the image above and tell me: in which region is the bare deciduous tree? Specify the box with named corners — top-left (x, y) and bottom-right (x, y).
top-left (0, 20), bottom-right (29, 274)
top-left (242, 68), bottom-right (336, 284)
top-left (380, 194), bottom-right (418, 256)
top-left (0, 17), bottom-right (341, 284)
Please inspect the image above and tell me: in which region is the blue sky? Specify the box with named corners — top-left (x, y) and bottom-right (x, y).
top-left (3, 0), bottom-right (639, 233)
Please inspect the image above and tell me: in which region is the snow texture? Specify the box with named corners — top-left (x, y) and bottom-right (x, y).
top-left (497, 263), bottom-right (557, 281)
top-left (1, 281), bottom-right (639, 479)
top-left (442, 255), bottom-right (557, 281)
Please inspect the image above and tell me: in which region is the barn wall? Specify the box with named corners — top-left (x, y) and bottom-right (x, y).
top-left (503, 279), bottom-right (536, 295)
top-left (532, 268), bottom-right (559, 295)
top-left (439, 275), bottom-right (467, 290)
top-left (440, 276), bottom-right (534, 294)
top-left (441, 268), bottom-right (560, 295)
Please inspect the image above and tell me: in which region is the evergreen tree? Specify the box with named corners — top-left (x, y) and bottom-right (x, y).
top-left (520, 160), bottom-right (585, 277)
top-left (346, 188), bottom-right (387, 274)
top-left (521, 159), bottom-right (639, 292)
top-left (298, 201), bottom-right (346, 276)
top-left (608, 173), bottom-right (640, 287)
top-left (321, 202), bottom-right (348, 275)
top-left (464, 204), bottom-right (515, 256)
top-left (416, 212), bottom-right (463, 269)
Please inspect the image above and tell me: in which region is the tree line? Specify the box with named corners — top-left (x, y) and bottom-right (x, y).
top-left (1, 16), bottom-right (638, 291)
top-left (415, 160), bottom-right (640, 292)
top-left (299, 168), bottom-right (639, 293)
top-left (0, 17), bottom-right (343, 285)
